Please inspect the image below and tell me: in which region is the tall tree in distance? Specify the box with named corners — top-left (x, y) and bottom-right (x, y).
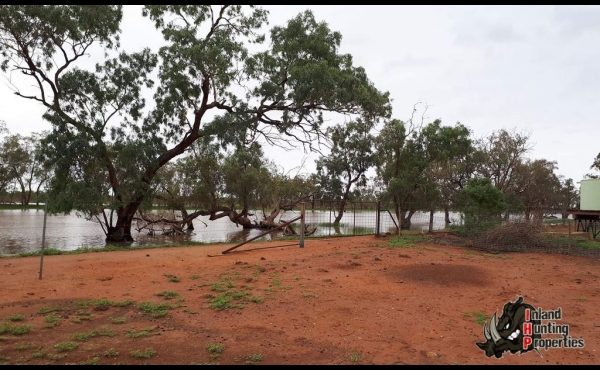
top-left (586, 153), bottom-right (600, 179)
top-left (0, 132), bottom-right (49, 205)
top-left (375, 112), bottom-right (472, 230)
top-left (0, 5), bottom-right (391, 242)
top-left (477, 128), bottom-right (532, 220)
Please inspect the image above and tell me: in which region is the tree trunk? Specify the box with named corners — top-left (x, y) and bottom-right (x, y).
top-left (334, 199), bottom-right (346, 224)
top-left (180, 207), bottom-right (194, 230)
top-left (105, 205), bottom-right (138, 243)
top-left (444, 206), bottom-right (451, 228)
top-left (561, 209), bottom-right (568, 225)
top-left (393, 197), bottom-right (401, 233)
top-left (428, 209), bottom-right (434, 234)
top-left (402, 210), bottom-right (414, 230)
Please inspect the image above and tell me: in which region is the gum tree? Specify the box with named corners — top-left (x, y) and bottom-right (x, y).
top-left (0, 132), bottom-right (48, 205)
top-left (0, 5), bottom-right (390, 242)
top-left (375, 117), bottom-right (472, 229)
top-left (315, 118), bottom-right (375, 224)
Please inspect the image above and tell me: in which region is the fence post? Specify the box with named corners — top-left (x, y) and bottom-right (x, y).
top-left (353, 202), bottom-right (356, 235)
top-left (376, 201), bottom-right (380, 237)
top-left (300, 202), bottom-right (305, 248)
top-left (568, 219), bottom-right (572, 248)
top-left (39, 201), bottom-right (48, 280)
top-left (329, 201), bottom-right (332, 236)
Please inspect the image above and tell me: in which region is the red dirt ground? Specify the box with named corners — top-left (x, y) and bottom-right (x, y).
top-left (0, 234), bottom-right (598, 365)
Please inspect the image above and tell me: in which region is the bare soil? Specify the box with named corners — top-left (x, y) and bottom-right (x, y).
top-left (0, 233), bottom-right (598, 365)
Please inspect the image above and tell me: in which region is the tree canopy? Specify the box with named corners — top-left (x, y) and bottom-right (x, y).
top-left (0, 5), bottom-right (391, 242)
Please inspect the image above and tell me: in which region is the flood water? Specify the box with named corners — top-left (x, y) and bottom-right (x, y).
top-left (0, 208), bottom-right (455, 256)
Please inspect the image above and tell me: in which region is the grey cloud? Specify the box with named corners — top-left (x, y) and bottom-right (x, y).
top-left (553, 5), bottom-right (600, 37)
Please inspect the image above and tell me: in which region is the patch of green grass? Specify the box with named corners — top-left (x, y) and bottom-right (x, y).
top-left (54, 341), bottom-right (78, 352)
top-left (96, 328), bottom-right (116, 337)
top-left (130, 348), bottom-right (156, 359)
top-left (229, 290), bottom-right (248, 300)
top-left (156, 290), bottom-right (180, 300)
top-left (111, 299), bottom-right (135, 307)
top-left (6, 314), bottom-right (25, 322)
top-left (136, 301), bottom-right (175, 318)
top-left (462, 311), bottom-right (489, 326)
top-left (208, 295), bottom-right (238, 311)
top-left (108, 317), bottom-right (127, 324)
top-left (545, 235), bottom-right (600, 249)
top-left (349, 352), bottom-right (361, 363)
top-left (573, 297), bottom-right (588, 302)
top-left (248, 296), bottom-right (264, 303)
top-left (190, 274), bottom-right (200, 280)
top-left (16, 248), bottom-right (64, 257)
top-left (44, 314), bottom-right (61, 328)
top-left (71, 310), bottom-right (93, 324)
top-left (90, 299), bottom-right (111, 311)
top-left (71, 328), bottom-right (115, 341)
top-left (31, 350), bottom-right (44, 359)
top-left (242, 353), bottom-right (263, 363)
top-left (75, 301), bottom-right (90, 308)
top-left (81, 356), bottom-right (100, 365)
top-left (14, 342), bottom-right (36, 351)
top-left (207, 343), bottom-right (225, 359)
top-left (38, 305), bottom-right (61, 314)
top-left (72, 332), bottom-right (94, 341)
top-left (102, 348), bottom-right (119, 358)
top-left (388, 235), bottom-right (429, 248)
top-left (210, 278), bottom-right (235, 292)
top-left (302, 292), bottom-right (319, 299)
top-left (126, 326), bottom-right (159, 338)
top-left (164, 274), bottom-right (181, 282)
top-left (352, 226), bottom-right (375, 235)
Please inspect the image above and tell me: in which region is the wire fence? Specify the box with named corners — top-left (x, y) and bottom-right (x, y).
top-left (447, 217), bottom-right (600, 259)
top-left (2, 201), bottom-right (599, 259)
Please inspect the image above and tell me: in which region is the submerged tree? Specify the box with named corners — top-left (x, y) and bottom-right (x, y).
top-left (143, 141), bottom-right (318, 235)
top-left (375, 113), bottom-right (472, 230)
top-left (0, 5), bottom-right (391, 242)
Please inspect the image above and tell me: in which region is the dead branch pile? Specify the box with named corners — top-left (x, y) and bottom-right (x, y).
top-left (134, 210), bottom-right (185, 235)
top-left (472, 221), bottom-right (548, 252)
top-left (466, 220), bottom-right (600, 258)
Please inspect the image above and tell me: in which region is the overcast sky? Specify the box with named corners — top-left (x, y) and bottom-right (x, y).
top-left (1, 5), bottom-right (599, 185)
